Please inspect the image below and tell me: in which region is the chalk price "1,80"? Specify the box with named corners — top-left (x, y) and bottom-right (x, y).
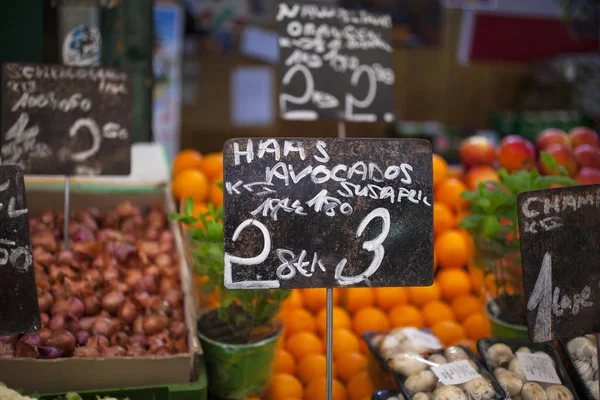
top-left (225, 207), bottom-right (390, 289)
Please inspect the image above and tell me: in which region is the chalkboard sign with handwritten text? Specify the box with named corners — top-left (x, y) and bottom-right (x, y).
top-left (277, 3), bottom-right (394, 122)
top-left (0, 165), bottom-right (40, 336)
top-left (1, 63), bottom-right (132, 175)
top-left (223, 138), bottom-right (433, 289)
top-left (518, 184), bottom-right (600, 342)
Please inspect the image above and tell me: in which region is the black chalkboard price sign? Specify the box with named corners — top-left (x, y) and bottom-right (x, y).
top-left (277, 3), bottom-right (394, 122)
top-left (1, 62), bottom-right (132, 175)
top-left (0, 165), bottom-right (40, 336)
top-left (518, 184), bottom-right (600, 342)
top-left (223, 138), bottom-right (433, 289)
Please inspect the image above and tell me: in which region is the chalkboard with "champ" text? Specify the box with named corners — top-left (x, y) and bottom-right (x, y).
top-left (1, 62), bottom-right (132, 175)
top-left (223, 138), bottom-right (433, 289)
top-left (518, 184), bottom-right (600, 342)
top-left (0, 165), bottom-right (40, 336)
top-left (277, 3), bottom-right (395, 122)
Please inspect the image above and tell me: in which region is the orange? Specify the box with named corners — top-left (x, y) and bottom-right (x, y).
top-left (281, 290), bottom-right (304, 311)
top-left (347, 371), bottom-right (375, 400)
top-left (296, 353), bottom-right (335, 384)
top-left (433, 248), bottom-right (439, 272)
top-left (451, 295), bottom-right (482, 322)
top-left (458, 229), bottom-right (475, 257)
top-left (304, 377), bottom-right (347, 400)
top-left (422, 300), bottom-right (455, 326)
top-left (447, 165), bottom-right (465, 180)
top-left (465, 165), bottom-right (500, 191)
top-left (433, 202), bottom-right (455, 236)
top-left (267, 373), bottom-right (303, 400)
top-left (284, 308), bottom-right (317, 335)
top-left (200, 152), bottom-right (223, 181)
top-left (172, 169), bottom-right (209, 202)
top-left (173, 149), bottom-right (203, 175)
top-left (435, 178), bottom-right (468, 211)
top-left (374, 287), bottom-right (408, 311)
top-left (207, 180), bottom-right (223, 207)
top-left (316, 306), bottom-right (352, 336)
top-left (336, 352), bottom-right (368, 383)
top-left (435, 230), bottom-right (469, 269)
top-left (389, 304), bottom-right (424, 328)
top-left (352, 307), bottom-right (390, 336)
top-left (344, 288), bottom-right (375, 313)
top-left (463, 312), bottom-right (491, 340)
top-left (285, 332), bottom-right (322, 360)
top-left (273, 348), bottom-right (296, 374)
top-left (432, 154), bottom-right (448, 187)
top-left (431, 320), bottom-right (467, 346)
top-left (332, 328), bottom-right (360, 359)
top-left (407, 283), bottom-right (441, 306)
top-left (437, 269), bottom-right (472, 299)
top-left (190, 202), bottom-right (211, 228)
top-left (302, 288), bottom-right (340, 312)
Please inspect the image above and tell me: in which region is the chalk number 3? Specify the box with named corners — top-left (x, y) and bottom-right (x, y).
top-left (224, 207), bottom-right (391, 289)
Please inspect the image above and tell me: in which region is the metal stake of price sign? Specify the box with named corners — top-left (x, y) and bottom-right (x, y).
top-left (1, 62), bottom-right (133, 250)
top-left (518, 184), bottom-right (600, 364)
top-left (223, 137), bottom-right (434, 399)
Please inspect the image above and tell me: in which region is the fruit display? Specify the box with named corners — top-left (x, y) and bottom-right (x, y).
top-left (459, 127), bottom-right (600, 185)
top-left (366, 329), bottom-right (505, 400)
top-left (0, 202), bottom-right (188, 359)
top-left (478, 339), bottom-right (577, 400)
top-left (562, 335), bottom-right (599, 400)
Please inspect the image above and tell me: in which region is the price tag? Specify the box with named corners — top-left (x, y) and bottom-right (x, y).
top-left (432, 360), bottom-right (481, 385)
top-left (1, 62), bottom-right (132, 176)
top-left (223, 138), bottom-right (434, 289)
top-left (401, 327), bottom-right (442, 350)
top-left (516, 352), bottom-right (561, 384)
top-left (0, 165), bottom-right (40, 336)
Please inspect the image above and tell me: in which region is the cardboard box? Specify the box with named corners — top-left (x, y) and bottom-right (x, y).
top-left (0, 188), bottom-right (201, 393)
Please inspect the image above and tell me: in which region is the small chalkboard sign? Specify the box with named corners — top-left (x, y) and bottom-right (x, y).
top-left (223, 138), bottom-right (433, 289)
top-left (1, 62), bottom-right (132, 175)
top-left (277, 3), bottom-right (395, 122)
top-left (518, 184), bottom-right (600, 342)
top-left (0, 165), bottom-right (40, 336)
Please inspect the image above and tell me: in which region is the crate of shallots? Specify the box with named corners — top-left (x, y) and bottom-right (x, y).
top-left (478, 338), bottom-right (579, 400)
top-left (364, 328), bottom-right (507, 400)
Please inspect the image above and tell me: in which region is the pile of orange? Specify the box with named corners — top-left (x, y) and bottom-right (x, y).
top-left (171, 149), bottom-right (224, 210)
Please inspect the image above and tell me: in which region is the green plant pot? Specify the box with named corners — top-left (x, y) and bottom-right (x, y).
top-left (485, 300), bottom-right (529, 339)
top-left (198, 325), bottom-right (282, 399)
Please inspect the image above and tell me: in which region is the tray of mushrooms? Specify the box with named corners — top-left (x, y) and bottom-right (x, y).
top-left (478, 338), bottom-right (578, 400)
top-left (558, 335), bottom-right (598, 400)
top-left (365, 329), bottom-right (507, 400)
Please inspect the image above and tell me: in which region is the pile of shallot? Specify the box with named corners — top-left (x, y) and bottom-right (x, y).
top-left (0, 202), bottom-right (187, 359)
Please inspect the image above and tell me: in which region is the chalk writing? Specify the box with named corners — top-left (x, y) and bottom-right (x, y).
top-left (224, 138), bottom-right (434, 289)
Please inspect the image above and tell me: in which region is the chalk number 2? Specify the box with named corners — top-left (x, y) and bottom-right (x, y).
top-left (224, 207), bottom-right (391, 289)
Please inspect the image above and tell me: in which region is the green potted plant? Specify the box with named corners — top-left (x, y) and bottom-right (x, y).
top-left (170, 198), bottom-right (290, 400)
top-left (459, 153), bottom-right (577, 339)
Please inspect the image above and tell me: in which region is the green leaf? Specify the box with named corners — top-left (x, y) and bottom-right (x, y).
top-left (557, 166), bottom-right (569, 176)
top-left (66, 394), bottom-right (83, 400)
top-left (217, 181), bottom-right (224, 190)
top-left (459, 214), bottom-right (485, 229)
top-left (461, 190), bottom-right (478, 201)
top-left (482, 215), bottom-right (500, 237)
top-left (185, 197), bottom-right (195, 216)
top-left (540, 151), bottom-right (557, 172)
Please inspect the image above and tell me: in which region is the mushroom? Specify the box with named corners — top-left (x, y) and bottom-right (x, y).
top-left (389, 352), bottom-right (428, 376)
top-left (567, 337), bottom-right (597, 378)
top-left (509, 357), bottom-right (527, 381)
top-left (398, 340), bottom-right (430, 355)
top-left (405, 370), bottom-right (438, 394)
top-left (586, 380), bottom-right (599, 400)
top-left (545, 385), bottom-right (573, 400)
top-left (522, 382), bottom-right (548, 400)
top-left (495, 370), bottom-right (524, 397)
top-left (444, 346), bottom-right (470, 362)
top-left (379, 334), bottom-right (403, 359)
top-left (517, 347), bottom-right (532, 354)
top-left (432, 385), bottom-right (468, 400)
top-left (461, 377), bottom-right (496, 400)
top-left (371, 333), bottom-right (385, 348)
top-left (486, 343), bottom-right (515, 369)
top-left (389, 328), bottom-right (407, 342)
top-left (428, 354), bottom-right (448, 366)
top-left (413, 393), bottom-right (431, 400)
top-left (574, 357), bottom-right (597, 381)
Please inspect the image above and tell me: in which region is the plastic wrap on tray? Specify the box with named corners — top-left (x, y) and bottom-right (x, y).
top-left (372, 389), bottom-right (406, 400)
top-left (559, 335), bottom-right (598, 400)
top-left (478, 338), bottom-right (578, 400)
top-left (364, 328), bottom-right (507, 400)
